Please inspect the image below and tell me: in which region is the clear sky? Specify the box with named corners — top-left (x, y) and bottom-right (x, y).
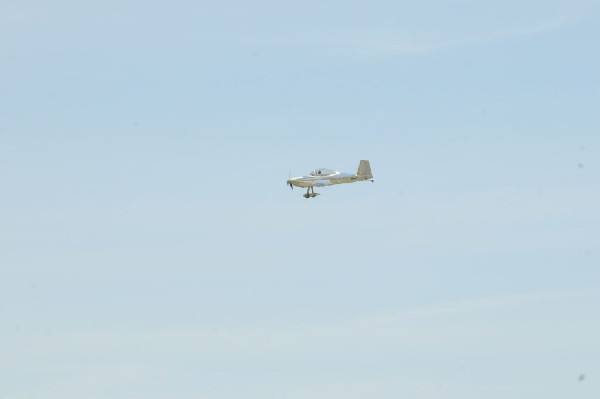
top-left (1, 0), bottom-right (599, 398)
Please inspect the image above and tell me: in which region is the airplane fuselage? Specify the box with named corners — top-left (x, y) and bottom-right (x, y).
top-left (287, 172), bottom-right (368, 188)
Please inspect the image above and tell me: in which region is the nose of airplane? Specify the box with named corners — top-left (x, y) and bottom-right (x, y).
top-left (287, 179), bottom-right (294, 190)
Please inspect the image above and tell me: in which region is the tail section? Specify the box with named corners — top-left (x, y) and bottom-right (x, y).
top-left (357, 160), bottom-right (373, 180)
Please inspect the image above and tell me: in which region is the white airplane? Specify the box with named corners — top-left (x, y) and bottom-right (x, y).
top-left (287, 160), bottom-right (374, 198)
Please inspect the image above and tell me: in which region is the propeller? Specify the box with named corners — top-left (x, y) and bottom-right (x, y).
top-left (287, 169), bottom-right (293, 190)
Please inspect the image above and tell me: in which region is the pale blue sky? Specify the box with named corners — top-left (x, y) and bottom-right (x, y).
top-left (1, 1), bottom-right (599, 398)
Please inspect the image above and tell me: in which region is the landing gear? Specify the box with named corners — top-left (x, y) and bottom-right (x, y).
top-left (304, 187), bottom-right (319, 198)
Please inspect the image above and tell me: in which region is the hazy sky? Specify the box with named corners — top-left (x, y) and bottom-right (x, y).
top-left (1, 1), bottom-right (599, 398)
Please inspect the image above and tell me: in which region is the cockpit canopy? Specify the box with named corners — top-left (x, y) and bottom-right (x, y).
top-left (309, 168), bottom-right (338, 177)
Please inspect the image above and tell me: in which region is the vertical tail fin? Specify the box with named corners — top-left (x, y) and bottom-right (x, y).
top-left (357, 160), bottom-right (373, 180)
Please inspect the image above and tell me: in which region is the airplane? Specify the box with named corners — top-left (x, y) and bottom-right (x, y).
top-left (287, 160), bottom-right (374, 198)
